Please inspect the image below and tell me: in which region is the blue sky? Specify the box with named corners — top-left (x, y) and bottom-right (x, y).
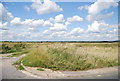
top-left (0, 0), bottom-right (119, 41)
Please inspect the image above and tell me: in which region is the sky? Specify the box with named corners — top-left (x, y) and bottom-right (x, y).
top-left (0, 0), bottom-right (119, 41)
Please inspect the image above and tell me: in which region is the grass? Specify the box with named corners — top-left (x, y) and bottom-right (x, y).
top-left (22, 46), bottom-right (53, 67)
top-left (13, 58), bottom-right (25, 70)
top-left (37, 68), bottom-right (44, 71)
top-left (1, 42), bottom-right (30, 54)
top-left (21, 42), bottom-right (118, 71)
top-left (7, 51), bottom-right (28, 57)
top-left (2, 42), bottom-right (119, 71)
top-left (16, 65), bottom-right (25, 70)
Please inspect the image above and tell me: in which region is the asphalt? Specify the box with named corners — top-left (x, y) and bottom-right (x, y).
top-left (1, 54), bottom-right (37, 79)
top-left (1, 54), bottom-right (119, 79)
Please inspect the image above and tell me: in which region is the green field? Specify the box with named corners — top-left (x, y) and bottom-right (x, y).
top-left (1, 42), bottom-right (119, 71)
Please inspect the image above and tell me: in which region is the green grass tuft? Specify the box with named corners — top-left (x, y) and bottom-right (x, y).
top-left (37, 68), bottom-right (44, 71)
top-left (17, 65), bottom-right (25, 70)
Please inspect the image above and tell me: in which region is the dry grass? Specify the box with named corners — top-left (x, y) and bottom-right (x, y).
top-left (21, 42), bottom-right (118, 71)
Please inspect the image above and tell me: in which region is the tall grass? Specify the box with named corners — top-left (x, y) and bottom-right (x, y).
top-left (21, 43), bottom-right (118, 71)
top-left (22, 46), bottom-right (53, 68)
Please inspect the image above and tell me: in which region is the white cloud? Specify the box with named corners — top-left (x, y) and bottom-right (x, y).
top-left (86, 0), bottom-right (118, 21)
top-left (42, 29), bottom-right (72, 40)
top-left (49, 14), bottom-right (65, 23)
top-left (88, 21), bottom-right (109, 33)
top-left (11, 17), bottom-right (53, 27)
top-left (65, 22), bottom-right (71, 26)
top-left (49, 17), bottom-right (54, 22)
top-left (0, 22), bottom-right (8, 30)
top-left (113, 28), bottom-right (117, 32)
top-left (10, 17), bottom-right (54, 32)
top-left (23, 19), bottom-right (44, 27)
top-left (78, 5), bottom-right (89, 10)
top-left (24, 5), bottom-right (30, 11)
top-left (54, 14), bottom-right (65, 23)
top-left (31, 0), bottom-right (63, 15)
top-left (43, 30), bottom-right (52, 35)
top-left (27, 27), bottom-right (37, 32)
top-left (0, 3), bottom-right (14, 21)
top-left (43, 21), bottom-right (53, 27)
top-left (87, 11), bottom-right (115, 21)
top-left (104, 11), bottom-right (114, 18)
top-left (51, 31), bottom-right (67, 37)
top-left (109, 24), bottom-right (118, 28)
top-left (88, 21), bottom-right (101, 33)
top-left (10, 17), bottom-right (22, 26)
top-left (88, 0), bottom-right (118, 15)
top-left (70, 27), bottom-right (84, 35)
top-left (50, 23), bottom-right (67, 31)
top-left (67, 16), bottom-right (83, 22)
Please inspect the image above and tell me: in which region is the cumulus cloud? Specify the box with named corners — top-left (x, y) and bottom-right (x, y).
top-left (88, 21), bottom-right (109, 33)
top-left (50, 23), bottom-right (67, 31)
top-left (43, 21), bottom-right (53, 27)
top-left (11, 17), bottom-right (53, 27)
top-left (24, 5), bottom-right (30, 11)
top-left (49, 14), bottom-right (65, 23)
top-left (10, 17), bottom-right (54, 32)
top-left (54, 14), bottom-right (65, 23)
top-left (43, 30), bottom-right (52, 35)
top-left (51, 31), bottom-right (67, 37)
top-left (31, 0), bottom-right (63, 15)
top-left (70, 27), bottom-right (84, 35)
top-left (43, 28), bottom-right (72, 40)
top-left (0, 22), bottom-right (8, 30)
top-left (10, 17), bottom-right (22, 26)
top-left (86, 0), bottom-right (118, 21)
top-left (88, 0), bottom-right (117, 15)
top-left (0, 3), bottom-right (14, 21)
top-left (67, 16), bottom-right (83, 22)
top-left (87, 11), bottom-right (115, 21)
top-left (23, 19), bottom-right (45, 27)
top-left (65, 22), bottom-right (71, 26)
top-left (78, 5), bottom-right (89, 10)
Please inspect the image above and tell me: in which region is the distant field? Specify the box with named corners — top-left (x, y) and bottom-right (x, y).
top-left (1, 42), bottom-right (119, 71)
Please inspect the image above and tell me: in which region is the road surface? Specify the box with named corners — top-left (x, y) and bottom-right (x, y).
top-left (1, 54), bottom-right (37, 79)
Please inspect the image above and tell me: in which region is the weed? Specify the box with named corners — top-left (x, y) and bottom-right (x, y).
top-left (16, 65), bottom-right (25, 70)
top-left (37, 68), bottom-right (44, 71)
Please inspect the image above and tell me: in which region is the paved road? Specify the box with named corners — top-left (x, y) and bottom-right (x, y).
top-left (1, 54), bottom-right (119, 79)
top-left (1, 54), bottom-right (37, 79)
top-left (60, 67), bottom-right (118, 79)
